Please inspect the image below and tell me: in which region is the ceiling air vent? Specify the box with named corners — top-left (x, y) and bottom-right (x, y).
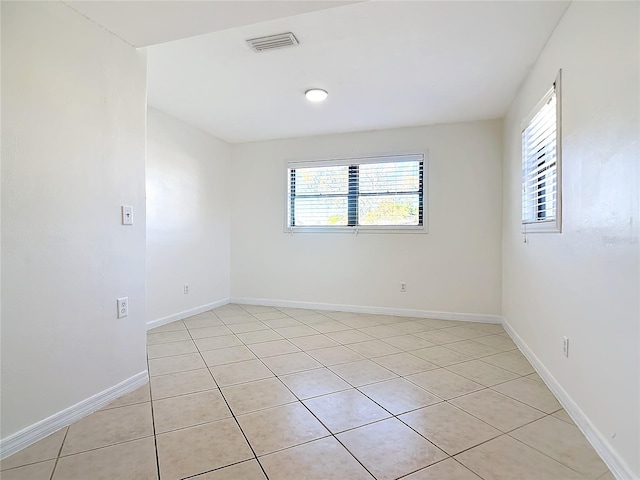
top-left (246, 32), bottom-right (299, 53)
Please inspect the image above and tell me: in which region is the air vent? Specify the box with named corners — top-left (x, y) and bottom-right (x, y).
top-left (246, 33), bottom-right (299, 53)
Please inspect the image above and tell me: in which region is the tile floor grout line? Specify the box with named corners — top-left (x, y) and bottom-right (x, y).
top-left (220, 333), bottom-right (384, 478)
top-left (455, 382), bottom-right (554, 418)
top-left (485, 383), bottom-right (558, 413)
top-left (147, 337), bottom-right (196, 346)
top-left (259, 342), bottom-right (462, 475)
top-left (395, 398), bottom-right (503, 451)
top-left (150, 384), bottom-right (219, 403)
top-left (441, 361), bottom-right (521, 382)
top-left (54, 433), bottom-right (157, 460)
top-left (291, 397), bottom-right (380, 480)
top-left (47, 424), bottom-right (70, 480)
top-left (159, 306), bottom-right (605, 479)
top-left (148, 348), bottom-right (201, 362)
top-left (253, 433), bottom-right (333, 458)
top-left (177, 458), bottom-right (265, 480)
top-left (452, 456), bottom-right (490, 480)
top-left (505, 428), bottom-right (602, 479)
top-left (447, 420), bottom-right (566, 470)
top-left (6, 305), bottom-right (608, 479)
top-left (393, 457), bottom-right (451, 480)
top-left (186, 318), bottom-right (273, 480)
top-left (300, 355), bottom-right (533, 480)
top-left (153, 325), bottom-right (535, 410)
top-left (146, 350), bottom-right (163, 480)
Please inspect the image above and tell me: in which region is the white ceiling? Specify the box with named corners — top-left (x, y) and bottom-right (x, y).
top-left (66, 1), bottom-right (360, 47)
top-left (70, 1), bottom-right (570, 144)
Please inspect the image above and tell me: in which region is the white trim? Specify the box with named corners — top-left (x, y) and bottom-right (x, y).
top-left (284, 151), bottom-right (429, 235)
top-left (287, 152), bottom-right (425, 169)
top-left (287, 225), bottom-right (427, 235)
top-left (230, 297), bottom-right (502, 324)
top-left (502, 317), bottom-right (635, 480)
top-left (521, 220), bottom-right (561, 234)
top-left (521, 69), bottom-right (562, 234)
top-left (0, 370), bottom-right (148, 460)
top-left (146, 298), bottom-right (230, 331)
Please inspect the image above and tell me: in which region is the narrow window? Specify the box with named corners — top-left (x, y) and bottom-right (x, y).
top-left (287, 154), bottom-right (425, 232)
top-left (522, 70), bottom-right (562, 233)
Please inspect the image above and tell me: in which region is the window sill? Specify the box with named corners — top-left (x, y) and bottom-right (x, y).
top-left (521, 220), bottom-right (561, 233)
top-left (285, 225), bottom-right (427, 234)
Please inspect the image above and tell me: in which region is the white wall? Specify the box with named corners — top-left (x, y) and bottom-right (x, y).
top-left (146, 108), bottom-right (231, 325)
top-left (502, 1), bottom-right (639, 477)
top-left (231, 121), bottom-right (503, 317)
top-left (1, 1), bottom-right (147, 439)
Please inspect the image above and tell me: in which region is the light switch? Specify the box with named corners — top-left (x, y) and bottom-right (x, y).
top-left (121, 206), bottom-right (133, 225)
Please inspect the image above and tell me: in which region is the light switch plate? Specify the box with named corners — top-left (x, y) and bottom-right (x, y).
top-left (121, 206), bottom-right (133, 225)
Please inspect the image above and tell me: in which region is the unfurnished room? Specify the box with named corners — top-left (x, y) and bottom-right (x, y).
top-left (1, 1), bottom-right (639, 479)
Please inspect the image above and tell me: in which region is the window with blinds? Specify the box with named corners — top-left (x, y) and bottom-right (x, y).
top-left (286, 154), bottom-right (426, 232)
top-left (522, 70), bottom-right (562, 233)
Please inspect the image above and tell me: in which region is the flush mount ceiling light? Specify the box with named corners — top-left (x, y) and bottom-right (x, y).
top-left (305, 88), bottom-right (328, 103)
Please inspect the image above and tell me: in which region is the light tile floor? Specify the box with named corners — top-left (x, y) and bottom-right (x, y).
top-left (1, 304), bottom-right (615, 480)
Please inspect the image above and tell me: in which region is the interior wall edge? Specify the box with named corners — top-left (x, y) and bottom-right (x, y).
top-left (146, 298), bottom-right (231, 331)
top-left (502, 316), bottom-right (635, 480)
top-left (0, 370), bottom-right (149, 461)
top-left (230, 297), bottom-right (503, 324)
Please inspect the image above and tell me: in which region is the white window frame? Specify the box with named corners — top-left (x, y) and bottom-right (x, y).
top-left (284, 152), bottom-right (428, 234)
top-left (521, 70), bottom-right (562, 234)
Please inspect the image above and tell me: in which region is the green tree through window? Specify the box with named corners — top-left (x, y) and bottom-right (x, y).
top-left (287, 155), bottom-right (424, 230)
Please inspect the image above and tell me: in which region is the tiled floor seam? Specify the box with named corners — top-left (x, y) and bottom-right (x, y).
top-left (46, 425), bottom-right (69, 480)
top-left (394, 457), bottom-right (483, 480)
top-left (282, 369), bottom-right (455, 476)
top-left (337, 384), bottom-right (545, 478)
top-left (54, 434), bottom-right (156, 460)
top-left (148, 350), bottom-right (204, 361)
top-left (291, 400), bottom-right (379, 480)
top-left (353, 385), bottom-right (444, 417)
top-left (217, 342), bottom-right (378, 477)
top-left (178, 459), bottom-right (266, 480)
top-left (142, 306), bottom-right (611, 480)
top-left (442, 382), bottom-right (562, 424)
top-left (446, 396), bottom-right (551, 435)
top-left (440, 366), bottom-right (521, 387)
top-left (328, 434), bottom-right (381, 479)
top-left (505, 431), bottom-right (596, 479)
top-left (148, 338), bottom-right (198, 346)
top-left (188, 323), bottom-right (272, 480)
top-left (147, 356), bottom-right (163, 480)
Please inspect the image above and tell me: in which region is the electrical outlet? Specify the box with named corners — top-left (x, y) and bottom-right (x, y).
top-left (400, 282), bottom-right (407, 293)
top-left (563, 336), bottom-right (569, 357)
top-left (117, 297), bottom-right (128, 318)
top-left (184, 284), bottom-right (189, 295)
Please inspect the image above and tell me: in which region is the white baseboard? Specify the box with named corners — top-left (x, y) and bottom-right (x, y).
top-left (146, 298), bottom-right (230, 331)
top-left (0, 370), bottom-right (148, 460)
top-left (502, 318), bottom-right (635, 480)
top-left (230, 297), bottom-right (502, 324)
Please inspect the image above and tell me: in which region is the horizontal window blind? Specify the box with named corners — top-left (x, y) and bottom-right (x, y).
top-left (522, 86), bottom-right (557, 225)
top-left (287, 155), bottom-right (424, 229)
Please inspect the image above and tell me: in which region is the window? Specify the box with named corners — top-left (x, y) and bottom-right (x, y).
top-left (522, 70), bottom-right (562, 233)
top-left (286, 154), bottom-right (425, 232)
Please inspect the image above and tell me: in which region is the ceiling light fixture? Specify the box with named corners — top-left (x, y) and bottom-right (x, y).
top-left (305, 88), bottom-right (328, 103)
